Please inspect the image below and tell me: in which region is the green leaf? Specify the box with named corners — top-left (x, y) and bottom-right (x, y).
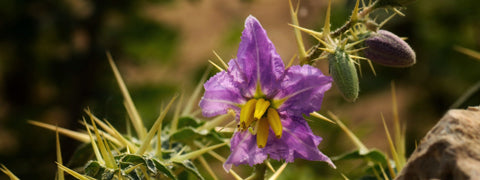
top-left (170, 126), bottom-right (225, 145)
top-left (101, 169), bottom-right (116, 180)
top-left (170, 127), bottom-right (202, 143)
top-left (333, 149), bottom-right (389, 166)
top-left (125, 172), bottom-right (142, 180)
top-left (334, 149), bottom-right (395, 179)
top-left (150, 158), bottom-right (177, 180)
top-left (174, 160), bottom-right (205, 180)
top-left (118, 154), bottom-right (147, 172)
top-left (120, 154), bottom-right (146, 165)
top-left (84, 160), bottom-right (118, 180)
top-left (67, 143), bottom-right (96, 168)
top-left (146, 159), bottom-right (157, 173)
top-left (117, 154), bottom-right (145, 179)
top-left (84, 161), bottom-right (103, 177)
top-left (117, 154), bottom-right (176, 180)
top-left (177, 116), bottom-right (203, 129)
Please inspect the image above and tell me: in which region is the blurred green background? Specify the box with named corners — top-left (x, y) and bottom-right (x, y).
top-left (0, 0), bottom-right (479, 179)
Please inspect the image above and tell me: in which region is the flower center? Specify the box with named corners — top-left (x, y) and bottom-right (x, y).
top-left (239, 98), bottom-right (283, 148)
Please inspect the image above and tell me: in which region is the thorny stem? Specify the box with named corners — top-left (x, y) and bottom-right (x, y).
top-left (305, 1), bottom-right (378, 64)
top-left (331, 21), bottom-right (354, 39)
top-left (246, 163), bottom-right (267, 180)
top-left (331, 2), bottom-right (377, 38)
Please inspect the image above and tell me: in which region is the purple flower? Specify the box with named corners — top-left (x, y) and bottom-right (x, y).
top-left (199, 15), bottom-right (335, 171)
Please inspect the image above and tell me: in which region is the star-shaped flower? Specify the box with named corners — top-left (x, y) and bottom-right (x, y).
top-left (199, 15), bottom-right (335, 171)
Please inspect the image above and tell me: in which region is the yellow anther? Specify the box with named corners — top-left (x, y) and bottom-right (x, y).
top-left (267, 108), bottom-right (282, 138)
top-left (256, 118), bottom-right (270, 148)
top-left (240, 99), bottom-right (257, 129)
top-left (254, 99), bottom-right (270, 120)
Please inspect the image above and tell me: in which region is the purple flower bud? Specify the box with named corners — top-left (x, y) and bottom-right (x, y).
top-left (364, 30), bottom-right (416, 68)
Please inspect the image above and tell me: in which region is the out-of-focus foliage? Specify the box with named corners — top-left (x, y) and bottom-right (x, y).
top-left (0, 0), bottom-right (179, 179)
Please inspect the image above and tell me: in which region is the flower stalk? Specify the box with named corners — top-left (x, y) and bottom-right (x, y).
top-left (246, 163), bottom-right (267, 180)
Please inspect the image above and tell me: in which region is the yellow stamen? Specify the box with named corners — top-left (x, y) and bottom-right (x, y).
top-left (240, 98), bottom-right (284, 148)
top-left (267, 108), bottom-right (282, 138)
top-left (254, 99), bottom-right (270, 120)
top-left (240, 99), bottom-right (257, 129)
top-left (256, 118), bottom-right (270, 148)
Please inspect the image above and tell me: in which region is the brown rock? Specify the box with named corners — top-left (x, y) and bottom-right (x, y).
top-left (395, 107), bottom-right (480, 180)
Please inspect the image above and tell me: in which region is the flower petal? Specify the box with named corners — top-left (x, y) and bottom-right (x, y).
top-left (224, 131), bottom-right (268, 172)
top-left (228, 15), bottom-right (285, 97)
top-left (223, 115), bottom-right (335, 171)
top-left (199, 71), bottom-right (245, 117)
top-left (276, 65), bottom-right (332, 117)
top-left (266, 115), bottom-right (335, 168)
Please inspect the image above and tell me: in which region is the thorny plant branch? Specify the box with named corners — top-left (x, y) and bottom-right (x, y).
top-left (305, 1), bottom-right (378, 64)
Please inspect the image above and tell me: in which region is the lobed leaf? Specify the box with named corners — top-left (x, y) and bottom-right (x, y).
top-left (174, 161), bottom-right (205, 180)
